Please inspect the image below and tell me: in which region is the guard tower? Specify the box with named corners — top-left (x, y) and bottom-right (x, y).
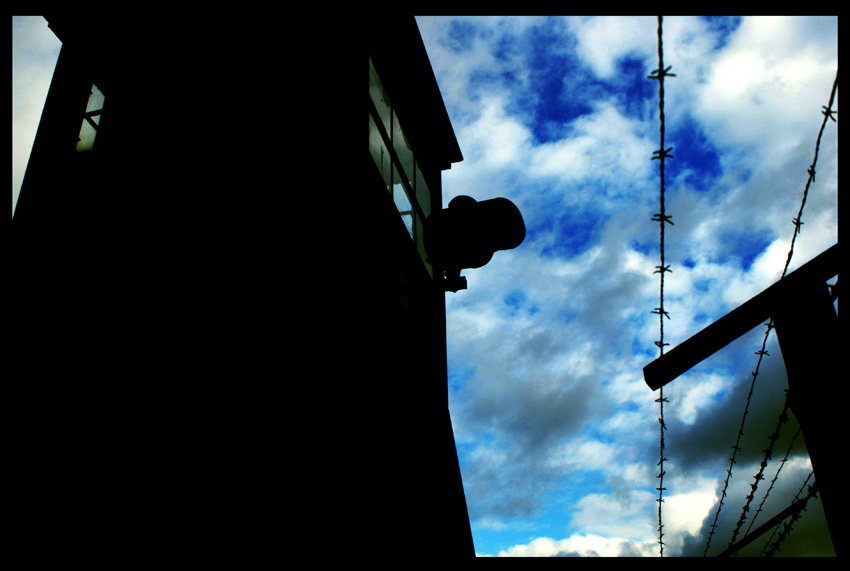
top-left (12, 13), bottom-right (474, 558)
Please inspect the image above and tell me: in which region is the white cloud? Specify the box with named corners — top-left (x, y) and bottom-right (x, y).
top-left (665, 488), bottom-right (717, 537)
top-left (720, 238), bottom-right (788, 305)
top-left (528, 100), bottom-right (654, 193)
top-left (571, 491), bottom-right (656, 538)
top-left (694, 16), bottom-right (837, 163)
top-left (546, 439), bottom-right (619, 473)
top-left (568, 16), bottom-right (656, 79)
top-left (670, 372), bottom-right (731, 425)
top-left (462, 96), bottom-right (532, 170)
top-left (496, 533), bottom-right (657, 557)
top-left (469, 444), bottom-right (509, 470)
top-left (416, 16), bottom-right (543, 126)
top-left (445, 304), bottom-right (505, 342)
top-left (473, 515), bottom-right (509, 531)
top-left (604, 373), bottom-right (656, 415)
top-left (472, 515), bottom-right (540, 533)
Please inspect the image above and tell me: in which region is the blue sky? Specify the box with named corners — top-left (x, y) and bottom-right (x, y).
top-left (415, 16), bottom-right (837, 556)
top-left (12, 15), bottom-right (838, 557)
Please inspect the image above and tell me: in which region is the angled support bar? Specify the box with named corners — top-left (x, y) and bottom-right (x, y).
top-left (643, 243), bottom-right (839, 391)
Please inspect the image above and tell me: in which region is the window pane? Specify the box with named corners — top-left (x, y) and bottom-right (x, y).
top-left (77, 84), bottom-right (104, 152)
top-left (76, 118), bottom-right (97, 152)
top-left (392, 164), bottom-right (414, 239)
top-left (392, 110), bottom-right (415, 191)
top-left (369, 113), bottom-right (391, 192)
top-left (86, 84), bottom-right (105, 113)
top-left (401, 212), bottom-right (413, 238)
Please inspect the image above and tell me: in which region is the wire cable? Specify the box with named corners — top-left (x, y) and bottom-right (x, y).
top-left (647, 15), bottom-right (676, 557)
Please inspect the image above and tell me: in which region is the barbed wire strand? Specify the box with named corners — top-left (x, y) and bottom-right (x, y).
top-left (758, 470), bottom-right (812, 556)
top-left (741, 424), bottom-right (802, 541)
top-left (728, 393), bottom-right (791, 547)
top-left (762, 472), bottom-right (818, 557)
top-left (647, 14), bottom-right (675, 558)
top-left (703, 344), bottom-right (767, 556)
top-left (702, 68), bottom-right (837, 557)
top-left (782, 69), bottom-right (838, 281)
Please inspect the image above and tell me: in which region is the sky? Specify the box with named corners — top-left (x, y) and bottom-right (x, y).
top-left (13, 16), bottom-right (61, 217)
top-left (12, 15), bottom-right (838, 558)
top-left (414, 16), bottom-right (838, 557)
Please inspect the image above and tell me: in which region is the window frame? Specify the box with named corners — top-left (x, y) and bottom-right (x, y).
top-left (368, 57), bottom-right (435, 278)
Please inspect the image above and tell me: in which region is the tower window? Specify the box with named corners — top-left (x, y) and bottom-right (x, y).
top-left (76, 84), bottom-right (104, 152)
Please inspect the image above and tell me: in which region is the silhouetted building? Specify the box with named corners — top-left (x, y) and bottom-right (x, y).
top-left (12, 13), bottom-right (474, 559)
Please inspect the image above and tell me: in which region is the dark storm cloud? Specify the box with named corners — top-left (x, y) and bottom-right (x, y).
top-left (679, 458), bottom-right (834, 557)
top-left (457, 369), bottom-right (612, 522)
top-left (665, 335), bottom-right (800, 470)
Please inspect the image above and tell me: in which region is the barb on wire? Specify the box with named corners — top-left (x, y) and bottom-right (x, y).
top-left (652, 147), bottom-right (674, 161)
top-left (647, 14), bottom-right (675, 558)
top-left (651, 213), bottom-right (674, 225)
top-left (822, 105), bottom-right (837, 122)
top-left (647, 65), bottom-right (676, 81)
top-left (652, 307), bottom-right (670, 319)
